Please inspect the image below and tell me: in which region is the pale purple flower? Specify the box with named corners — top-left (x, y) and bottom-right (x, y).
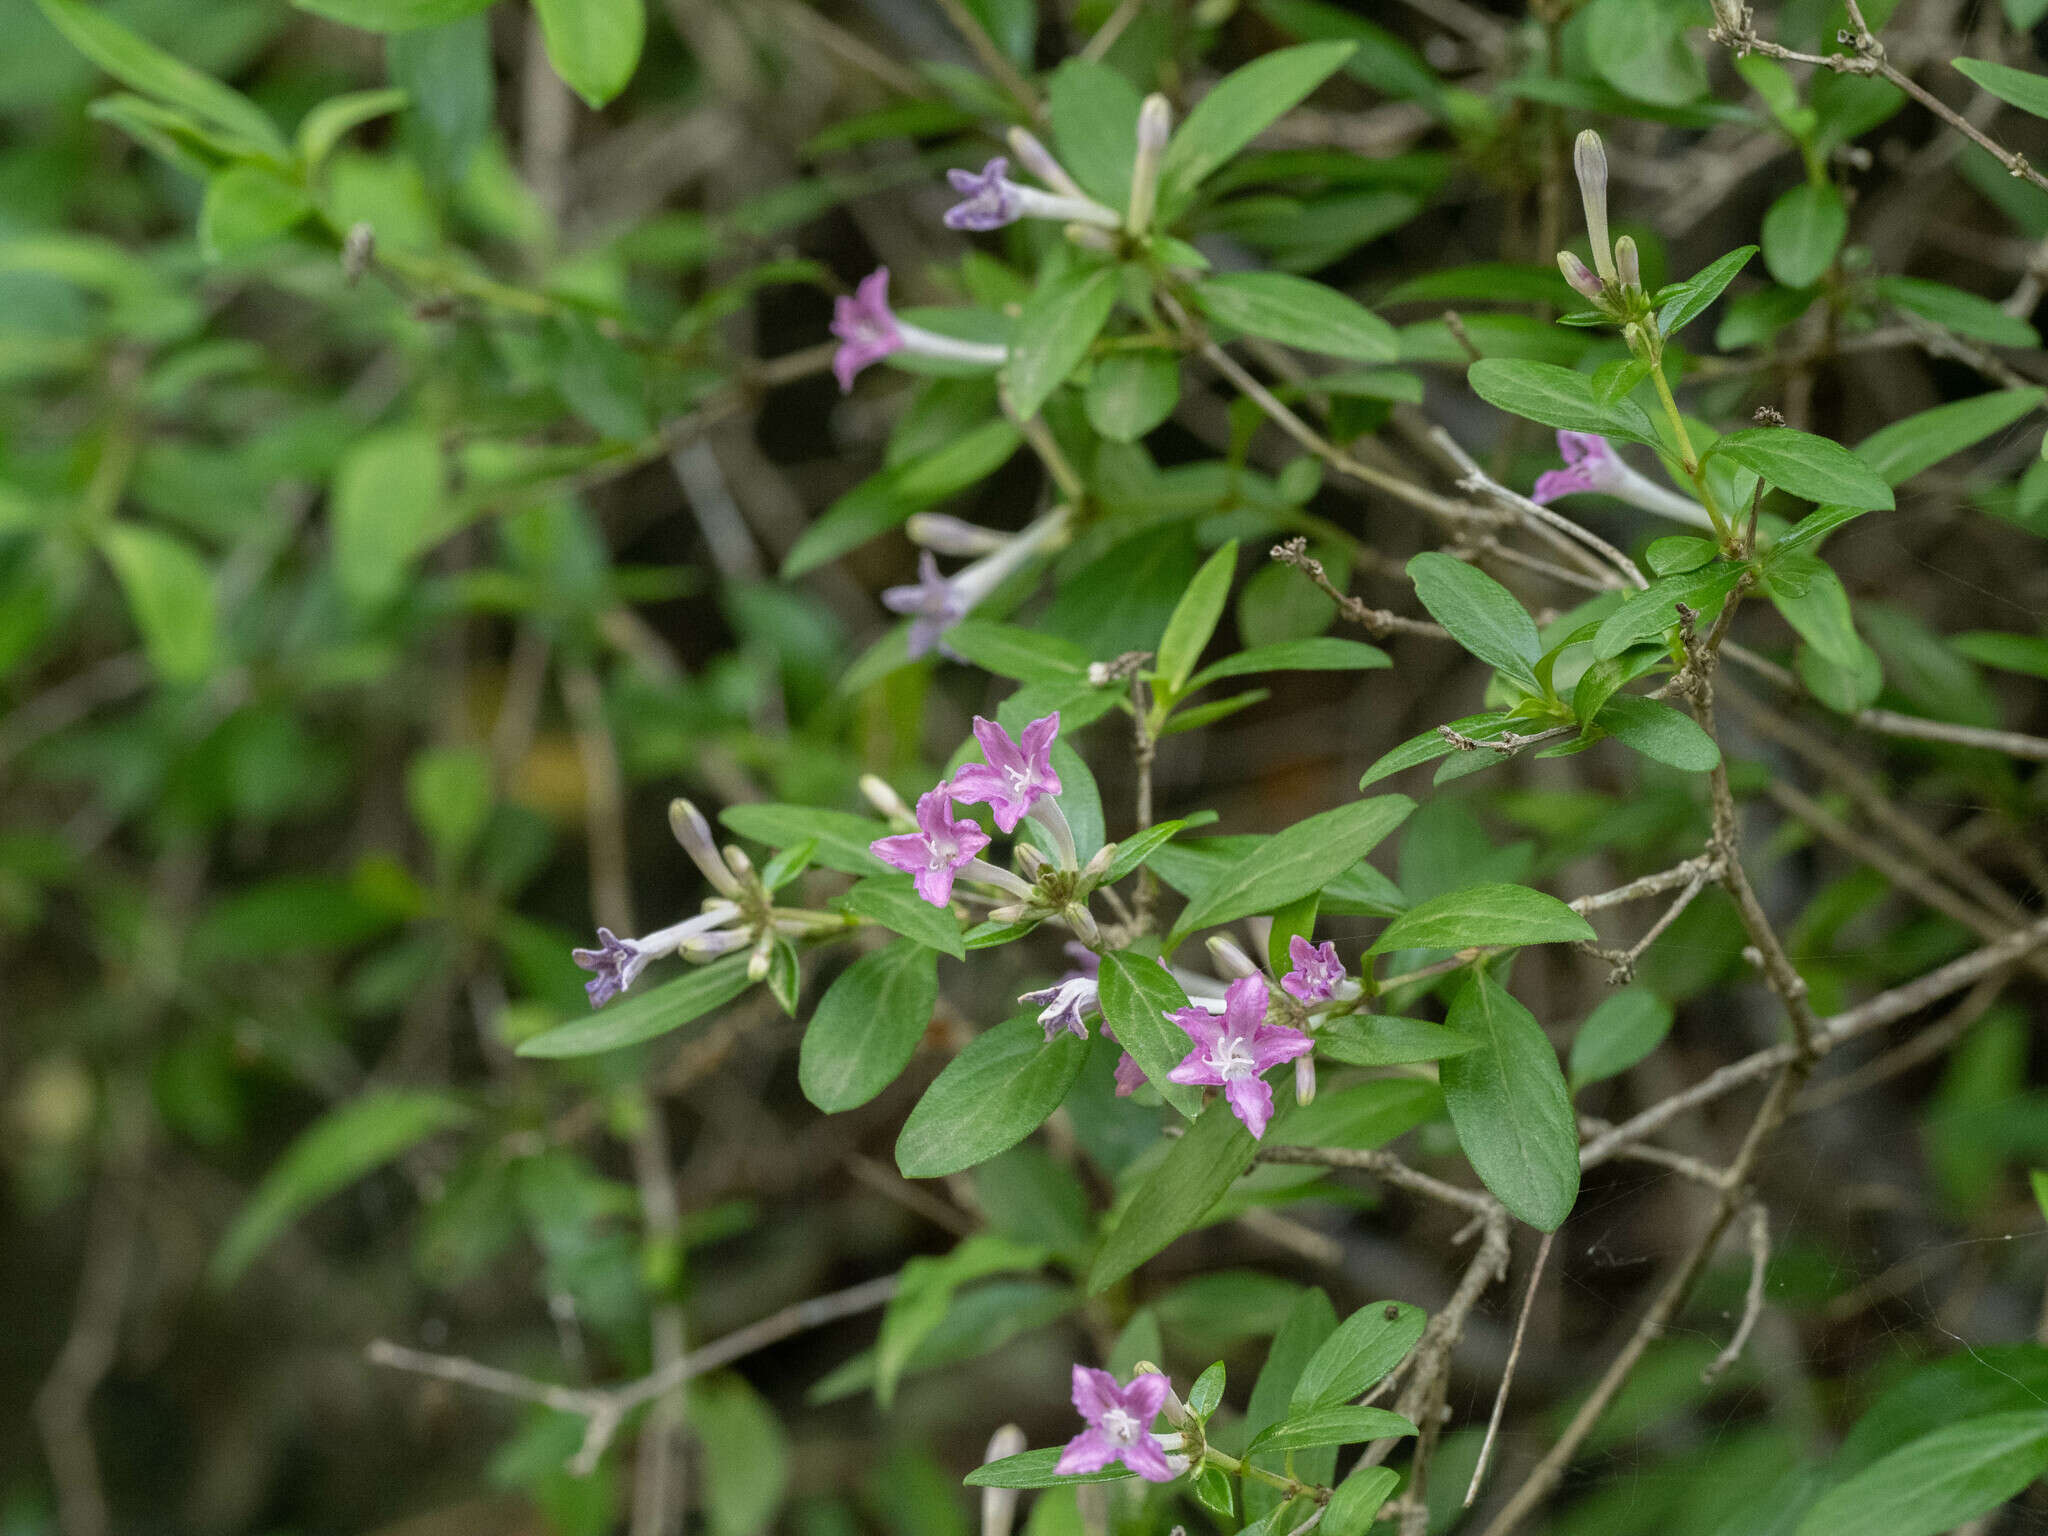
top-left (950, 713), bottom-right (1062, 834)
top-left (1530, 430), bottom-right (1717, 530)
top-left (571, 927), bottom-right (651, 1008)
top-left (831, 268), bottom-right (902, 392)
top-left (1113, 1048), bottom-right (1147, 1097)
top-left (1166, 973), bottom-right (1312, 1140)
top-left (1281, 935), bottom-right (1345, 1005)
top-left (1055, 1366), bottom-right (1175, 1482)
top-left (1022, 975), bottom-right (1099, 1041)
top-left (945, 157), bottom-right (1023, 231)
top-left (882, 551), bottom-right (971, 660)
top-left (1557, 250), bottom-right (1603, 304)
top-left (870, 787), bottom-right (991, 906)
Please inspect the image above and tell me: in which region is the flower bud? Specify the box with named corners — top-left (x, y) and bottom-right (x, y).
top-left (981, 1426), bottom-right (1028, 1536)
top-left (1080, 841), bottom-right (1119, 886)
top-left (722, 844), bottom-right (756, 887)
top-left (1065, 223), bottom-right (1117, 252)
top-left (1132, 1361), bottom-right (1188, 1428)
top-left (906, 513), bottom-right (1008, 557)
top-left (1574, 129), bottom-right (1616, 282)
top-left (1015, 842), bottom-right (1048, 880)
top-left (1613, 234), bottom-right (1641, 292)
top-left (859, 773), bottom-right (913, 826)
top-left (989, 903), bottom-right (1031, 925)
top-left (1126, 93), bottom-right (1173, 233)
top-left (671, 798), bottom-right (743, 896)
top-left (1065, 902), bottom-right (1100, 946)
top-left (1006, 126), bottom-right (1087, 200)
top-left (1557, 250), bottom-right (1604, 304)
top-left (1205, 935), bottom-right (1259, 978)
top-left (1294, 1053), bottom-right (1317, 1107)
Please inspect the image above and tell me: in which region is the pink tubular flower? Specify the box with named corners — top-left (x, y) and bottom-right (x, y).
top-left (869, 787), bottom-right (990, 906)
top-left (830, 268), bottom-right (902, 392)
top-left (1166, 973), bottom-right (1312, 1139)
top-left (1055, 1366), bottom-right (1175, 1482)
top-left (949, 713), bottom-right (1062, 834)
top-left (1531, 430), bottom-right (1624, 505)
top-left (1281, 935), bottom-right (1346, 1005)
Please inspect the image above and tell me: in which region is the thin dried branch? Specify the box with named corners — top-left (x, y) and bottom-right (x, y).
top-left (1703, 1203), bottom-right (1771, 1385)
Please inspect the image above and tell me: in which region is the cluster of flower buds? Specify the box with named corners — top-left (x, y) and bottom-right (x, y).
top-left (882, 506), bottom-right (1072, 660)
top-left (571, 800), bottom-right (854, 1008)
top-left (1529, 430), bottom-right (1718, 529)
top-left (867, 712), bottom-right (1116, 942)
top-left (1556, 131), bottom-right (1652, 345)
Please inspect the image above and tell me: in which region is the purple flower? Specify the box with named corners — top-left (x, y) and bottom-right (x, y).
top-left (1281, 935), bottom-right (1346, 1005)
top-left (950, 713), bottom-right (1062, 834)
top-left (830, 267), bottom-right (903, 392)
top-left (869, 787), bottom-right (990, 907)
top-left (1021, 975), bottom-right (1099, 1041)
top-left (1113, 1049), bottom-right (1147, 1097)
top-left (1055, 1366), bottom-right (1175, 1482)
top-left (571, 927), bottom-right (652, 1008)
top-left (1531, 430), bottom-right (1624, 505)
top-left (882, 551), bottom-right (971, 660)
top-left (1166, 974), bottom-right (1312, 1140)
top-left (944, 157), bottom-right (1023, 231)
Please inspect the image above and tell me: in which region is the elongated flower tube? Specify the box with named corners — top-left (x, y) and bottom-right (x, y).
top-left (1165, 973), bottom-right (1312, 1139)
top-left (869, 787), bottom-right (991, 906)
top-left (572, 902), bottom-right (742, 1007)
top-left (1574, 129), bottom-right (1616, 283)
top-left (1126, 93), bottom-right (1172, 234)
top-left (1055, 1367), bottom-right (1176, 1482)
top-left (943, 156), bottom-right (1122, 233)
top-left (1530, 430), bottom-right (1717, 532)
top-left (829, 268), bottom-right (1006, 392)
top-left (881, 508), bottom-right (1071, 659)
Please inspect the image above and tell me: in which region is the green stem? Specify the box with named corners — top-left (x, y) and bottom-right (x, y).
top-left (1648, 360), bottom-right (1734, 546)
top-left (1200, 1445), bottom-right (1317, 1498)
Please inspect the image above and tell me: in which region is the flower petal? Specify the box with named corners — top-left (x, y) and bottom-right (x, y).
top-left (1071, 1364), bottom-right (1121, 1423)
top-left (1119, 1436), bottom-right (1177, 1483)
top-left (1225, 1075), bottom-right (1276, 1139)
top-left (1054, 1428), bottom-right (1118, 1476)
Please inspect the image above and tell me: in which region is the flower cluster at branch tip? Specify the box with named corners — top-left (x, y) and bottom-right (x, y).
top-left (883, 507), bottom-right (1073, 660)
top-left (869, 788), bottom-right (991, 907)
top-left (1056, 1366), bottom-right (1176, 1481)
top-left (1280, 934), bottom-right (1346, 1005)
top-left (1556, 131), bottom-right (1646, 337)
top-left (828, 267), bottom-right (1007, 392)
top-left (1530, 431), bottom-right (1717, 531)
top-left (1166, 973), bottom-right (1312, 1139)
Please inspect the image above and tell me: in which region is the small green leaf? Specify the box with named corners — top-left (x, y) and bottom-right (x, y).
top-left (1792, 1410), bottom-right (2048, 1536)
top-left (1193, 272), bottom-right (1398, 362)
top-left (1088, 1098), bottom-right (1257, 1292)
top-left (1193, 1464), bottom-right (1236, 1518)
top-left (876, 1233), bottom-right (1046, 1406)
top-left (1085, 350), bottom-right (1181, 442)
top-left (518, 955), bottom-right (754, 1057)
top-left (943, 622), bottom-right (1090, 685)
top-left (1468, 358), bottom-right (1662, 446)
top-left (1569, 989), bottom-right (1675, 1090)
top-left (1184, 637), bottom-right (1390, 691)
top-left (199, 163), bottom-right (312, 260)
top-left (1248, 1405), bottom-right (1417, 1454)
top-left (896, 1014), bottom-right (1089, 1178)
top-left (1953, 56), bottom-right (2048, 119)
top-left (1585, 0), bottom-right (1708, 107)
top-left (835, 876), bottom-right (966, 960)
top-left (1707, 427), bottom-right (1893, 509)
top-left (1370, 882), bottom-right (1593, 953)
top-left (1004, 264), bottom-right (1118, 421)
top-left (296, 87), bottom-right (408, 172)
top-left (1187, 1360), bottom-right (1227, 1420)
top-left (1591, 562), bottom-right (1748, 658)
top-left (1097, 950), bottom-right (1207, 1119)
top-left (1594, 693), bottom-right (1721, 770)
top-left (386, 16), bottom-right (493, 188)
top-left (1045, 59), bottom-right (1142, 210)
top-left (1323, 1465), bottom-right (1401, 1536)
top-left (1761, 181), bottom-right (1847, 289)
top-left (1658, 245), bottom-right (1758, 337)
top-left (98, 523), bottom-right (217, 684)
top-left (1157, 42), bottom-right (1358, 215)
top-left (1408, 551), bottom-right (1543, 694)
top-left (1291, 1300), bottom-right (1426, 1411)
top-left (331, 426), bottom-right (449, 608)
top-left (1313, 1014), bottom-right (1477, 1066)
top-left (212, 1090), bottom-right (471, 1284)
top-left (405, 744), bottom-right (493, 864)
top-left (1156, 539), bottom-right (1239, 695)
top-left (1359, 712), bottom-right (1511, 788)
top-left (533, 0), bottom-right (644, 108)
top-left (1440, 967), bottom-right (1580, 1230)
top-left (291, 0), bottom-right (497, 30)
top-left (1876, 277), bottom-right (2041, 349)
top-left (1172, 795), bottom-right (1414, 941)
top-left (1853, 388), bottom-right (2044, 485)
top-left (720, 804), bottom-right (890, 876)
top-left (1101, 818), bottom-right (1201, 884)
top-left (799, 942), bottom-right (939, 1112)
top-left (964, 1448), bottom-right (1131, 1488)
top-left (1646, 535), bottom-right (1719, 575)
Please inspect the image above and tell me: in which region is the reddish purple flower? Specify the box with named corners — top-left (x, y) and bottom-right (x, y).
top-left (1531, 430), bottom-right (1622, 505)
top-left (1165, 973), bottom-right (1311, 1139)
top-left (1113, 1049), bottom-right (1147, 1097)
top-left (1055, 1366), bottom-right (1175, 1482)
top-left (944, 157), bottom-right (1023, 231)
top-left (1281, 935), bottom-right (1346, 1005)
top-left (870, 787), bottom-right (990, 906)
top-left (950, 713), bottom-right (1062, 834)
top-left (830, 268), bottom-right (903, 392)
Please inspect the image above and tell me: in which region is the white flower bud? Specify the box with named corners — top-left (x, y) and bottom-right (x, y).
top-left (1574, 129), bottom-right (1616, 282)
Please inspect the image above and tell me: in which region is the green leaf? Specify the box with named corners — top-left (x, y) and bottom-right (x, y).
top-left (1408, 551), bottom-right (1543, 694)
top-left (1646, 535), bottom-right (1720, 575)
top-left (876, 1233), bottom-right (1046, 1406)
top-left (1769, 503), bottom-right (1869, 558)
top-left (965, 1448), bottom-right (1132, 1488)
top-left (1251, 0), bottom-right (1445, 110)
top-left (387, 16), bottom-right (493, 188)
top-left (406, 745), bottom-right (492, 864)
top-left (1467, 358), bottom-right (1662, 447)
top-left (1952, 631), bottom-right (2048, 680)
top-left (692, 1373), bottom-right (790, 1536)
top-left (1585, 0), bottom-right (1708, 106)
top-left (835, 876), bottom-right (966, 960)
top-left (942, 621), bottom-right (1090, 685)
top-left (1569, 989), bottom-right (1674, 1091)
top-left (292, 0), bottom-right (497, 31)
top-left (1370, 882), bottom-right (1593, 953)
top-left (1193, 1464), bottom-right (1236, 1519)
top-left (296, 87), bottom-right (408, 172)
top-left (798, 942), bottom-right (939, 1112)
top-left (1184, 637), bottom-right (1390, 691)
top-left (533, 0), bottom-right (644, 109)
top-left (1268, 1078), bottom-right (1442, 1150)
top-left (1853, 388), bottom-right (2044, 485)
top-left (1792, 1411), bottom-right (2048, 1536)
top-left (1291, 1300), bottom-right (1426, 1410)
top-left (1248, 1405), bottom-right (1417, 1454)
top-left (1313, 1014), bottom-right (1477, 1066)
top-left (98, 523), bottom-right (217, 684)
top-left (1004, 264), bottom-right (1118, 421)
top-left (1188, 1360), bottom-right (1227, 1420)
top-left (1440, 967), bottom-right (1580, 1230)
top-left (331, 426), bottom-right (449, 608)
top-left (212, 1089), bottom-right (472, 1284)
top-left (1594, 693), bottom-right (1721, 770)
top-left (518, 954), bottom-right (754, 1057)
top-left (34, 0), bottom-right (289, 158)
top-left (1358, 712), bottom-right (1511, 788)
top-left (1046, 59), bottom-right (1142, 210)
top-left (1323, 1465), bottom-right (1401, 1536)
top-left (1096, 950), bottom-right (1206, 1119)
top-left (1158, 42), bottom-right (1358, 215)
top-left (2033, 1168), bottom-right (2048, 1223)
top-left (1765, 551), bottom-right (1862, 669)
top-left (1876, 276), bottom-right (2041, 348)
top-left (1658, 245), bottom-right (1758, 337)
top-left (896, 1014), bottom-right (1089, 1178)
top-left (1088, 1099), bottom-right (1257, 1292)
top-left (199, 163), bottom-right (312, 260)
top-left (720, 803), bottom-right (890, 876)
top-left (1192, 272), bottom-right (1398, 362)
top-left (1591, 561), bottom-right (1748, 659)
top-left (1102, 818), bottom-right (1202, 884)
top-left (1707, 427), bottom-right (1893, 509)
top-left (1953, 56), bottom-right (2048, 118)
top-left (1761, 181), bottom-right (1847, 289)
top-left (1156, 539), bottom-right (1238, 694)
top-left (1171, 795), bottom-right (1415, 941)
top-left (1085, 350), bottom-right (1181, 442)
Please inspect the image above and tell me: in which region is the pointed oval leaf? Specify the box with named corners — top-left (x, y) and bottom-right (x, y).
top-left (798, 941), bottom-right (940, 1112)
top-left (1440, 967), bottom-right (1580, 1230)
top-left (897, 1014), bottom-right (1088, 1178)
